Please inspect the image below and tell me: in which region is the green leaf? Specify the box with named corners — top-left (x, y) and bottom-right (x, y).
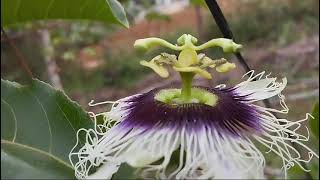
top-left (309, 159), bottom-right (319, 180)
top-left (288, 163), bottom-right (306, 179)
top-left (112, 163), bottom-right (136, 179)
top-left (1, 79), bottom-right (93, 179)
top-left (1, 141), bottom-right (74, 179)
top-left (1, 0), bottom-right (129, 27)
top-left (310, 102), bottom-right (319, 138)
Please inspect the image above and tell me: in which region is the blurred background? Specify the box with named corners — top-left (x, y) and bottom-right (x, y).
top-left (1, 0), bottom-right (319, 178)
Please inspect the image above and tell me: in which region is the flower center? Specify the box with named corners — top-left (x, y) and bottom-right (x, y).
top-left (154, 87), bottom-right (218, 106)
top-left (135, 34), bottom-right (241, 102)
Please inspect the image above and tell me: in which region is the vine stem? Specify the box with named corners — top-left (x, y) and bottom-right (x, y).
top-left (1, 28), bottom-right (33, 79)
top-left (204, 0), bottom-right (313, 179)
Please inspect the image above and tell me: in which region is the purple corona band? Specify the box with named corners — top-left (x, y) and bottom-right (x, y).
top-left (120, 87), bottom-right (262, 137)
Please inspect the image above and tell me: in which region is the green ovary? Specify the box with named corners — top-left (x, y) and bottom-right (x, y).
top-left (154, 88), bottom-right (218, 107)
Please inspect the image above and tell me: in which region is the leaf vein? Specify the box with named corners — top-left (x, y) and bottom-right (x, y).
top-left (46, 0), bottom-right (55, 18)
top-left (55, 101), bottom-right (77, 141)
top-left (14, 0), bottom-right (22, 24)
top-left (80, 0), bottom-right (90, 16)
top-left (1, 140), bottom-right (73, 170)
top-left (28, 90), bottom-right (53, 153)
top-left (1, 98), bottom-right (18, 142)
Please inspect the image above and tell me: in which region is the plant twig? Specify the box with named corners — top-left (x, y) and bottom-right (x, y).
top-left (40, 28), bottom-right (63, 89)
top-left (1, 28), bottom-right (33, 79)
top-left (204, 0), bottom-right (313, 179)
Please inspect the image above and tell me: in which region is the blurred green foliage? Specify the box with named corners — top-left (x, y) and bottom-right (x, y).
top-left (103, 52), bottom-right (149, 88)
top-left (60, 31), bottom-right (194, 94)
top-left (204, 0), bottom-right (319, 46)
top-left (311, 102), bottom-right (319, 138)
top-left (2, 0), bottom-right (319, 98)
top-left (1, 33), bottom-right (47, 84)
top-left (52, 22), bottom-right (116, 47)
top-left (145, 12), bottom-right (171, 22)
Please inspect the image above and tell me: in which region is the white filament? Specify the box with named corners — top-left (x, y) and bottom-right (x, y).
top-left (70, 119), bottom-right (265, 179)
top-left (236, 70), bottom-right (318, 179)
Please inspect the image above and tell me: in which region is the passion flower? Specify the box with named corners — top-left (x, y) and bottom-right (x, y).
top-left (69, 34), bottom-right (318, 179)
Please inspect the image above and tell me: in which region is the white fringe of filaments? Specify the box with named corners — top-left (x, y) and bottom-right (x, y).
top-left (253, 99), bottom-right (318, 179)
top-left (240, 70), bottom-right (319, 179)
top-left (70, 125), bottom-right (267, 179)
top-left (69, 96), bottom-right (136, 179)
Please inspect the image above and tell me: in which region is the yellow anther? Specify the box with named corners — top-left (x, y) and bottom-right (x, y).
top-left (201, 57), bottom-right (214, 66)
top-left (209, 64), bottom-right (216, 68)
top-left (153, 53), bottom-right (177, 65)
top-left (216, 62), bottom-right (236, 73)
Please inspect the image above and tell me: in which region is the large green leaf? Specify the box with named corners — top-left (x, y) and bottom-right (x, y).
top-left (113, 163), bottom-right (136, 179)
top-left (310, 102), bottom-right (319, 138)
top-left (1, 0), bottom-right (129, 27)
top-left (1, 79), bottom-right (93, 179)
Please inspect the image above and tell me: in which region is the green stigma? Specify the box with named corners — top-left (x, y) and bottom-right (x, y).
top-left (134, 34), bottom-right (242, 103)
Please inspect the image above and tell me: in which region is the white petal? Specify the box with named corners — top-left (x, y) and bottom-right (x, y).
top-left (125, 148), bottom-right (164, 167)
top-left (123, 128), bottom-right (180, 167)
top-left (87, 162), bottom-right (121, 179)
